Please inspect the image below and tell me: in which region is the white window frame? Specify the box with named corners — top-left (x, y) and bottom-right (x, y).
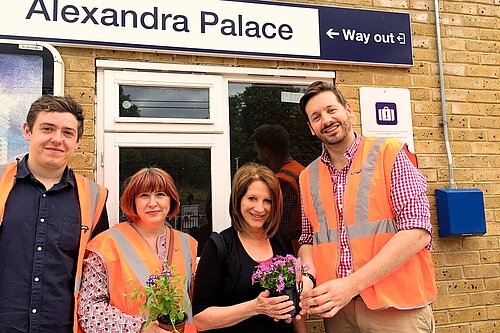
top-left (96, 60), bottom-right (335, 231)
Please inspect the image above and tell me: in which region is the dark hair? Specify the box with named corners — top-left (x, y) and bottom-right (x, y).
top-left (229, 162), bottom-right (282, 237)
top-left (120, 167), bottom-right (181, 223)
top-left (26, 95), bottom-right (84, 140)
top-left (299, 81), bottom-right (348, 122)
top-left (251, 124), bottom-right (290, 158)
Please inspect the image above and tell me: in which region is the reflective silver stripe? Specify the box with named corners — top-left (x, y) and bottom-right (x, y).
top-left (178, 232), bottom-right (194, 323)
top-left (348, 137), bottom-right (397, 238)
top-left (308, 158), bottom-right (338, 245)
top-left (106, 228), bottom-right (152, 285)
top-left (348, 219), bottom-right (397, 238)
top-left (85, 178), bottom-right (103, 228)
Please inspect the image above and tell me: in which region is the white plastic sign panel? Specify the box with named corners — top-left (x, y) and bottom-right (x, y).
top-left (359, 87), bottom-right (414, 152)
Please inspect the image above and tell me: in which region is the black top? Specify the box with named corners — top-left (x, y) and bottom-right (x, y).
top-left (0, 155), bottom-right (108, 333)
top-left (192, 227), bottom-right (294, 333)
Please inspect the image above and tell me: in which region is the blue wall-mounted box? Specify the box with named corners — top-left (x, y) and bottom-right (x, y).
top-left (435, 188), bottom-right (486, 237)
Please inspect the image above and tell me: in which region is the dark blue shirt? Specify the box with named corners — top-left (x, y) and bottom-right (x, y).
top-left (0, 155), bottom-right (107, 333)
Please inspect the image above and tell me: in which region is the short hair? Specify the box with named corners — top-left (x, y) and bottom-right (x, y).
top-left (251, 124), bottom-right (290, 158)
top-left (229, 162), bottom-right (282, 237)
top-left (26, 95), bottom-right (84, 140)
top-left (299, 81), bottom-right (348, 122)
top-left (120, 167), bottom-right (181, 223)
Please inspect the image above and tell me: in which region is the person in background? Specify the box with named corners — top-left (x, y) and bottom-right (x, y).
top-left (192, 163), bottom-right (305, 333)
top-left (251, 124), bottom-right (305, 253)
top-left (296, 81), bottom-right (437, 332)
top-left (0, 95), bottom-right (109, 333)
top-left (78, 167), bottom-right (198, 333)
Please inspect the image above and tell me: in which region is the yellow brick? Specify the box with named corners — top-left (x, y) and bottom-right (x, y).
top-left (436, 324), bottom-right (471, 333)
top-left (481, 54), bottom-right (500, 65)
top-left (468, 90), bottom-right (500, 103)
top-left (469, 116), bottom-right (500, 129)
top-left (67, 87), bottom-right (95, 104)
top-left (469, 291), bottom-right (500, 306)
top-left (335, 72), bottom-right (374, 85)
top-left (443, 2), bottom-right (479, 15)
top-left (372, 0), bottom-right (409, 8)
top-left (448, 279), bottom-right (485, 294)
top-left (449, 307), bottom-right (488, 323)
top-left (480, 250), bottom-right (500, 264)
top-left (443, 38), bottom-right (467, 51)
top-left (445, 252), bottom-right (481, 266)
top-left (450, 129), bottom-right (488, 141)
top-left (463, 16), bottom-right (497, 28)
top-left (434, 310), bottom-right (451, 325)
top-left (415, 141), bottom-right (446, 153)
top-left (413, 74), bottom-right (439, 87)
top-left (471, 142), bottom-right (500, 154)
top-left (440, 13), bottom-right (464, 26)
top-left (466, 65), bottom-right (499, 78)
top-left (65, 72), bottom-right (95, 88)
top-left (486, 305), bottom-right (500, 320)
top-left (466, 40), bottom-right (499, 53)
top-left (445, 26), bottom-right (480, 39)
top-left (471, 321), bottom-right (498, 333)
top-left (464, 265), bottom-right (500, 279)
top-left (83, 120), bottom-right (95, 136)
top-left (435, 267), bottom-right (465, 281)
top-left (66, 56), bottom-right (95, 72)
top-left (484, 277), bottom-right (500, 290)
top-left (434, 294), bottom-right (470, 310)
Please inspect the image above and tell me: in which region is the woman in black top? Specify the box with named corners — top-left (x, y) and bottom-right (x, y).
top-left (192, 163), bottom-right (305, 333)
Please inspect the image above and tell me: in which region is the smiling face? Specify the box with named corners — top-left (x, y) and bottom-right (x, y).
top-left (23, 111), bottom-right (81, 172)
top-left (304, 90), bottom-right (355, 149)
top-left (240, 180), bottom-right (272, 233)
top-left (135, 190), bottom-right (171, 227)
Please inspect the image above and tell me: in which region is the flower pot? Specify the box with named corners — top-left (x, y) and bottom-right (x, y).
top-left (270, 287), bottom-right (300, 318)
top-left (157, 313), bottom-right (187, 333)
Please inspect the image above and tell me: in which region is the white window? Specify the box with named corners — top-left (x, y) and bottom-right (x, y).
top-left (96, 60), bottom-right (334, 252)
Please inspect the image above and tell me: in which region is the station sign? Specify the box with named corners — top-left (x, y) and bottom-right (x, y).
top-left (0, 0), bottom-right (413, 67)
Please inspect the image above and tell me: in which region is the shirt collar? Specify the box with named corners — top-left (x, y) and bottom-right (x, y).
top-left (16, 154), bottom-right (75, 188)
top-left (320, 133), bottom-right (361, 168)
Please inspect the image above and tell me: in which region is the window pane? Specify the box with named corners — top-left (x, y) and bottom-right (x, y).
top-left (229, 83), bottom-right (321, 175)
top-left (0, 54), bottom-right (43, 163)
top-left (119, 147), bottom-right (212, 254)
top-left (119, 85), bottom-right (209, 119)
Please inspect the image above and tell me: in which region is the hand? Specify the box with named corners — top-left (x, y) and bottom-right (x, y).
top-left (255, 290), bottom-right (295, 322)
top-left (141, 320), bottom-right (171, 333)
top-left (295, 274), bottom-right (314, 320)
top-left (299, 277), bottom-right (357, 318)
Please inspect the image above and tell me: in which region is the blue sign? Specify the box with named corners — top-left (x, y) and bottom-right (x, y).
top-left (318, 6), bottom-right (412, 66)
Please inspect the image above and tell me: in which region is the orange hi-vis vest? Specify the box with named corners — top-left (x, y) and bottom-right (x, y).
top-left (276, 160), bottom-right (305, 230)
top-left (0, 162), bottom-right (108, 333)
top-left (86, 222), bottom-right (198, 332)
top-left (300, 137), bottom-right (436, 310)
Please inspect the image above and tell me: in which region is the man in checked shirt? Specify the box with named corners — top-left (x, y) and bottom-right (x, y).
top-left (295, 81), bottom-right (437, 333)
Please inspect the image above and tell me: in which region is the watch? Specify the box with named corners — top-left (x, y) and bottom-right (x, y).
top-left (304, 272), bottom-right (316, 287)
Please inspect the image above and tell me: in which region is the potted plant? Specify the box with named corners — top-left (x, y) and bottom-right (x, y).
top-left (251, 254), bottom-right (308, 317)
top-left (130, 264), bottom-right (187, 333)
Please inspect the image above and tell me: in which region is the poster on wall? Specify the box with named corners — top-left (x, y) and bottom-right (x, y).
top-left (0, 41), bottom-right (62, 164)
top-left (359, 87), bottom-right (415, 153)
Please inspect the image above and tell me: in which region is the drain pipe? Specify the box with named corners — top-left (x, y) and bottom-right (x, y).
top-left (433, 0), bottom-right (456, 189)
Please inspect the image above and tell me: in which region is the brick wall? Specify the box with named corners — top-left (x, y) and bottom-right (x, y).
top-left (59, 0), bottom-right (499, 332)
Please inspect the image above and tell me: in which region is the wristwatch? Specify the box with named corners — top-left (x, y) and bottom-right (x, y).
top-left (304, 272), bottom-right (316, 287)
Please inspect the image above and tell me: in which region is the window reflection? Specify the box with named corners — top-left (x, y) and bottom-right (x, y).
top-left (119, 85), bottom-right (209, 119)
top-left (229, 83), bottom-right (321, 175)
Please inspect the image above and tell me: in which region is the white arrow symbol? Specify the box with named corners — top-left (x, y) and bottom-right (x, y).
top-left (326, 28), bottom-right (340, 39)
top-left (397, 33), bottom-right (406, 44)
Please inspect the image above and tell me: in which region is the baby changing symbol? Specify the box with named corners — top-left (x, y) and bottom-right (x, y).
top-left (375, 102), bottom-right (398, 125)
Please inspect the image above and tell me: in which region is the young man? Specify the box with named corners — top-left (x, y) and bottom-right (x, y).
top-left (0, 95), bottom-right (109, 333)
top-left (252, 124), bottom-right (305, 253)
top-left (296, 81), bottom-right (436, 332)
